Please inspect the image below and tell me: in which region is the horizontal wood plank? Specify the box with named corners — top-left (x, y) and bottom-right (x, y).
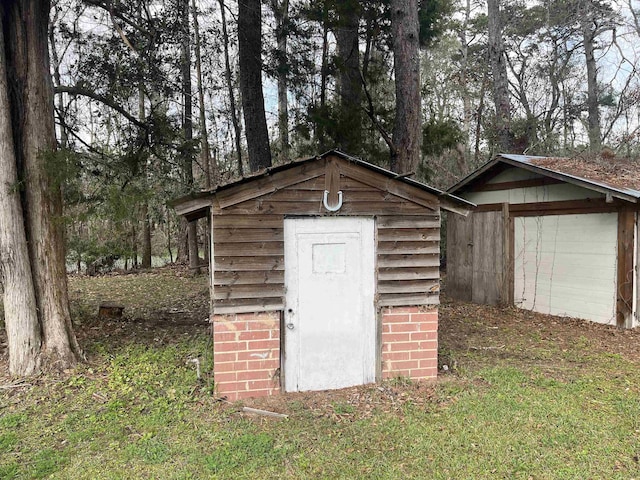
top-left (377, 215), bottom-right (440, 229)
top-left (214, 242), bottom-right (284, 256)
top-left (214, 256), bottom-right (284, 271)
top-left (214, 270), bottom-right (284, 285)
top-left (378, 254), bottom-right (440, 268)
top-left (377, 267), bottom-right (440, 281)
top-left (294, 175), bottom-right (381, 191)
top-left (377, 228), bottom-right (440, 242)
top-left (264, 189), bottom-right (398, 202)
top-left (377, 241), bottom-right (440, 255)
top-left (213, 228), bottom-right (283, 242)
top-left (378, 293), bottom-right (439, 307)
top-left (223, 200), bottom-right (429, 216)
top-left (377, 280), bottom-right (440, 294)
top-left (214, 299), bottom-right (284, 315)
top-left (214, 284), bottom-right (284, 300)
top-left (213, 215), bottom-right (283, 229)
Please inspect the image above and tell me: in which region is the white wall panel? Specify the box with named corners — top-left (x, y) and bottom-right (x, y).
top-left (513, 213), bottom-right (617, 324)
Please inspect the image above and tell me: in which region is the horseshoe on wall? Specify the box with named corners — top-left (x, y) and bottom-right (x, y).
top-left (323, 190), bottom-right (343, 212)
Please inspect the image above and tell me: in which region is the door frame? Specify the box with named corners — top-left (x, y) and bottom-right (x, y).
top-left (281, 216), bottom-right (377, 392)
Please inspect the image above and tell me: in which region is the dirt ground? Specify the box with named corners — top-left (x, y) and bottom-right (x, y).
top-left (2, 268), bottom-right (640, 417)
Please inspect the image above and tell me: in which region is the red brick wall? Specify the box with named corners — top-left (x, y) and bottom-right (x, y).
top-left (212, 312), bottom-right (281, 400)
top-left (212, 307), bottom-right (437, 400)
top-left (381, 306), bottom-right (438, 380)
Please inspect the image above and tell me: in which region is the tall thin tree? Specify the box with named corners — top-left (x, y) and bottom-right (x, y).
top-left (238, 0), bottom-right (272, 171)
top-left (390, 0), bottom-right (421, 174)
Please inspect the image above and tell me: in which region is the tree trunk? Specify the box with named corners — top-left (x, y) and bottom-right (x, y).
top-left (192, 0), bottom-right (215, 187)
top-left (48, 7), bottom-right (67, 148)
top-left (390, 0), bottom-right (421, 174)
top-left (4, 0), bottom-right (81, 370)
top-left (179, 0), bottom-right (200, 272)
top-left (238, 0), bottom-right (272, 171)
top-left (141, 202), bottom-right (152, 269)
top-left (333, 1), bottom-right (362, 153)
top-left (271, 0), bottom-right (290, 161)
top-left (317, 6), bottom-right (329, 146)
top-left (487, 0), bottom-right (513, 153)
top-left (219, 0), bottom-right (243, 176)
top-left (581, 7), bottom-right (601, 152)
top-left (0, 15), bottom-right (41, 376)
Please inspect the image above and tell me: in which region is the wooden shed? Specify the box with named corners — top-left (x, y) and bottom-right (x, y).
top-left (173, 150), bottom-right (472, 399)
top-left (447, 154), bottom-right (640, 328)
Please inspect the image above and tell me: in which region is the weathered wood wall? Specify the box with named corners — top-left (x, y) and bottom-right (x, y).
top-left (211, 155), bottom-right (441, 314)
top-left (446, 211), bottom-right (505, 305)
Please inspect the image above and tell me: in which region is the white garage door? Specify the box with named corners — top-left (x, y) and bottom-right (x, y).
top-left (513, 213), bottom-right (617, 324)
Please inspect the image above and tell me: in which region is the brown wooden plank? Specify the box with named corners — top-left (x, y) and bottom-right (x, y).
top-left (223, 200), bottom-right (429, 215)
top-left (214, 284), bottom-right (284, 300)
top-left (338, 161), bottom-right (439, 211)
top-left (214, 298), bottom-right (284, 314)
top-left (215, 160), bottom-right (326, 208)
top-left (502, 203), bottom-right (514, 305)
top-left (378, 267), bottom-right (440, 281)
top-left (214, 242), bottom-right (284, 256)
top-left (377, 215), bottom-right (440, 229)
top-left (471, 211), bottom-right (504, 305)
top-left (377, 241), bottom-right (439, 255)
top-left (325, 156), bottom-right (341, 207)
top-left (263, 189), bottom-right (397, 202)
top-left (477, 177), bottom-right (564, 192)
top-left (214, 270), bottom-right (285, 285)
top-left (214, 256), bottom-right (284, 271)
top-left (445, 212), bottom-right (473, 301)
top-left (617, 208), bottom-right (635, 327)
top-left (377, 280), bottom-right (439, 294)
top-left (476, 198), bottom-right (621, 215)
top-left (378, 228), bottom-right (440, 242)
top-left (378, 293), bottom-right (439, 307)
top-left (293, 175), bottom-right (378, 191)
top-left (173, 196), bottom-right (212, 217)
top-left (378, 254), bottom-right (440, 268)
top-left (213, 215), bottom-right (283, 229)
top-left (213, 228), bottom-right (283, 242)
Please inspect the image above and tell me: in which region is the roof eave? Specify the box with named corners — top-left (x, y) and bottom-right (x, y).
top-left (498, 155), bottom-right (640, 204)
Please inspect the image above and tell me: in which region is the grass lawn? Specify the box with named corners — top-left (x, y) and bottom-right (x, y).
top-left (2, 267), bottom-right (640, 479)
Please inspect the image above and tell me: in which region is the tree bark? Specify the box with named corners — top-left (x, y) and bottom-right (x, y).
top-left (192, 0), bottom-right (215, 187)
top-left (581, 5), bottom-right (601, 152)
top-left (390, 0), bottom-right (421, 174)
top-left (487, 0), bottom-right (513, 153)
top-left (4, 0), bottom-right (81, 370)
top-left (238, 0), bottom-right (272, 171)
top-left (179, 0), bottom-right (200, 272)
top-left (219, 0), bottom-right (243, 176)
top-left (271, 0), bottom-right (290, 161)
top-left (0, 14), bottom-right (42, 376)
top-left (333, 1), bottom-right (362, 153)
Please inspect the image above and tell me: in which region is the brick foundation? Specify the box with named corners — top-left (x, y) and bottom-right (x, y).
top-left (381, 306), bottom-right (438, 380)
top-left (212, 312), bottom-right (281, 400)
top-left (212, 306), bottom-right (437, 400)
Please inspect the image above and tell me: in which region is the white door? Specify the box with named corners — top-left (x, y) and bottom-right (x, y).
top-left (284, 217), bottom-right (376, 392)
top-left (514, 213), bottom-right (617, 324)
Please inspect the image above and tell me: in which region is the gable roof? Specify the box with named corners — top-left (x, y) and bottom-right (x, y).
top-left (173, 150), bottom-right (474, 219)
top-left (448, 153), bottom-right (640, 203)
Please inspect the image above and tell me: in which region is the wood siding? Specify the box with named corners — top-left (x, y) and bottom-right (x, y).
top-left (446, 211), bottom-right (505, 305)
top-left (211, 155), bottom-right (440, 314)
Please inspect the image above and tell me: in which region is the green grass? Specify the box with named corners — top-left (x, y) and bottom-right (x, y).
top-left (2, 272), bottom-right (640, 478)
